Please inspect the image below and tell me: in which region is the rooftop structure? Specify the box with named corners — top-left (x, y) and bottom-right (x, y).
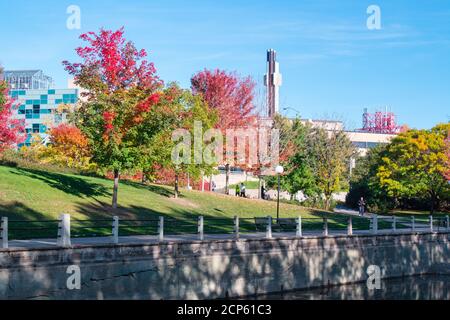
top-left (3, 70), bottom-right (54, 90)
top-left (360, 107), bottom-right (400, 134)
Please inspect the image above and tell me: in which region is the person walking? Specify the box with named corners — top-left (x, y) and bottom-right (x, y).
top-left (235, 184), bottom-right (240, 196)
top-left (261, 185), bottom-right (266, 200)
top-left (358, 197), bottom-right (366, 216)
top-left (240, 183), bottom-right (246, 198)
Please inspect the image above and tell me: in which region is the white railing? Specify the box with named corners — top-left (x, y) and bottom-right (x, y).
top-left (0, 214), bottom-right (448, 249)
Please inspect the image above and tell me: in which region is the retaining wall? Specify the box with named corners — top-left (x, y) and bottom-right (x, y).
top-left (0, 232), bottom-right (449, 299)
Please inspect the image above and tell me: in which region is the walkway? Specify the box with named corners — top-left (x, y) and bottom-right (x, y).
top-left (4, 227), bottom-right (439, 250)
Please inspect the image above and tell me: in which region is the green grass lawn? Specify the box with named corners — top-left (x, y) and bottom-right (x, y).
top-left (0, 165), bottom-right (382, 239)
top-left (229, 180), bottom-right (260, 190)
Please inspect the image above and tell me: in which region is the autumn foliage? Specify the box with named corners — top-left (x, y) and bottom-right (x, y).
top-left (63, 28), bottom-right (171, 208)
top-left (63, 28), bottom-right (161, 96)
top-left (191, 69), bottom-right (256, 130)
top-left (0, 81), bottom-right (25, 154)
top-left (42, 124), bottom-right (92, 169)
top-left (191, 69), bottom-right (259, 194)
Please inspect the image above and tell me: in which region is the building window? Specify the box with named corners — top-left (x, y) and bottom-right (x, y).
top-left (32, 124), bottom-right (40, 133)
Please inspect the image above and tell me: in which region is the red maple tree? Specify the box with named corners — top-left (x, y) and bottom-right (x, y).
top-left (63, 28), bottom-right (162, 97)
top-left (191, 69), bottom-right (256, 130)
top-left (0, 81), bottom-right (25, 154)
top-left (63, 28), bottom-right (164, 209)
top-left (191, 69), bottom-right (258, 194)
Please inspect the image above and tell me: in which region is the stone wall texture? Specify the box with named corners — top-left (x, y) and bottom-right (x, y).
top-left (0, 232), bottom-right (449, 299)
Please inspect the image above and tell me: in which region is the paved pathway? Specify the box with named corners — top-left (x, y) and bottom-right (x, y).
top-left (3, 227), bottom-right (440, 250)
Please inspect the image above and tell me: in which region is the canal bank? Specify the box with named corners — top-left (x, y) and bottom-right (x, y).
top-left (255, 274), bottom-right (450, 300)
top-left (0, 232), bottom-right (449, 299)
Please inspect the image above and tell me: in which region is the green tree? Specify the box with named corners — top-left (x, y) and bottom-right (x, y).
top-left (267, 117), bottom-right (318, 199)
top-left (377, 123), bottom-right (450, 213)
top-left (307, 128), bottom-right (356, 210)
top-left (346, 144), bottom-right (395, 212)
top-left (145, 83), bottom-right (218, 198)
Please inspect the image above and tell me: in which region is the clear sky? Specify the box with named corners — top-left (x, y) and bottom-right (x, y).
top-left (1, 0), bottom-right (449, 129)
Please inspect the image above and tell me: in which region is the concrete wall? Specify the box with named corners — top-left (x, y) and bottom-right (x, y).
top-left (0, 232), bottom-right (449, 300)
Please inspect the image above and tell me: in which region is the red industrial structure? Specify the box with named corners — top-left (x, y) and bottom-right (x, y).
top-left (360, 108), bottom-right (400, 134)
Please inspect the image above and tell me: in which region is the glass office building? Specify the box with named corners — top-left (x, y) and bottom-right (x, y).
top-left (10, 88), bottom-right (78, 147)
top-left (4, 70), bottom-right (54, 90)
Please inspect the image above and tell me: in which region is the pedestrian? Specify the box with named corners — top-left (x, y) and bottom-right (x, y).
top-left (240, 183), bottom-right (246, 198)
top-left (358, 197), bottom-right (366, 216)
top-left (261, 185), bottom-right (266, 200)
top-left (235, 184), bottom-right (240, 196)
top-left (211, 181), bottom-right (216, 192)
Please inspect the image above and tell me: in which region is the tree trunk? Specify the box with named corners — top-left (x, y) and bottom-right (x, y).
top-left (225, 164), bottom-right (230, 195)
top-left (430, 191), bottom-right (436, 215)
top-left (258, 176), bottom-right (262, 199)
top-left (201, 174), bottom-right (205, 192)
top-left (325, 195), bottom-right (331, 211)
top-left (112, 169), bottom-right (120, 209)
top-left (209, 175), bottom-right (213, 192)
top-left (174, 172), bottom-right (179, 199)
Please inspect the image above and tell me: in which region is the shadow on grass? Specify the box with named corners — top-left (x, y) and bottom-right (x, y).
top-left (11, 167), bottom-right (110, 198)
top-left (0, 202), bottom-right (60, 240)
top-left (121, 180), bottom-right (175, 198)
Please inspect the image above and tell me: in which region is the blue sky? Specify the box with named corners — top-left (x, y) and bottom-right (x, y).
top-left (1, 0), bottom-right (449, 129)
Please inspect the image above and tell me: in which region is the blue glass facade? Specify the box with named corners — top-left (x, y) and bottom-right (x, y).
top-left (9, 88), bottom-right (78, 147)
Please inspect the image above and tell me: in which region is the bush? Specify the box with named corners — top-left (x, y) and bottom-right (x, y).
top-left (300, 196), bottom-right (337, 211)
top-left (0, 148), bottom-right (96, 176)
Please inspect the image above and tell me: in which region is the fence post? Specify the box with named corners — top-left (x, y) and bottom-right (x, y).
top-left (158, 216), bottom-right (164, 242)
top-left (412, 216), bottom-right (415, 232)
top-left (447, 215), bottom-right (449, 232)
top-left (392, 216), bottom-right (397, 232)
top-left (347, 216), bottom-right (353, 236)
top-left (1, 217), bottom-right (8, 249)
top-left (234, 216), bottom-right (239, 240)
top-left (198, 216), bottom-right (204, 241)
top-left (266, 216), bottom-right (272, 239)
top-left (112, 216), bottom-right (119, 244)
top-left (372, 215), bottom-right (378, 235)
top-left (296, 216), bottom-right (302, 237)
top-left (323, 217), bottom-right (328, 237)
top-left (429, 215), bottom-right (434, 232)
top-left (57, 214), bottom-right (71, 248)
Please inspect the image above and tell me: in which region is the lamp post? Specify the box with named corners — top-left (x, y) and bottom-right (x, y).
top-left (283, 107), bottom-right (301, 118)
top-left (275, 165), bottom-right (284, 221)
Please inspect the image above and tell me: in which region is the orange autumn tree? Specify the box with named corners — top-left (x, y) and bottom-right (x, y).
top-left (43, 124), bottom-right (93, 170)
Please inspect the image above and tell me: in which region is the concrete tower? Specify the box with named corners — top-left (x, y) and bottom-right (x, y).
top-left (264, 49), bottom-right (282, 118)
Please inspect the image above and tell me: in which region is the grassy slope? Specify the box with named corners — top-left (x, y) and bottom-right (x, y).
top-left (5, 165), bottom-right (420, 238)
top-left (0, 165), bottom-right (323, 222)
